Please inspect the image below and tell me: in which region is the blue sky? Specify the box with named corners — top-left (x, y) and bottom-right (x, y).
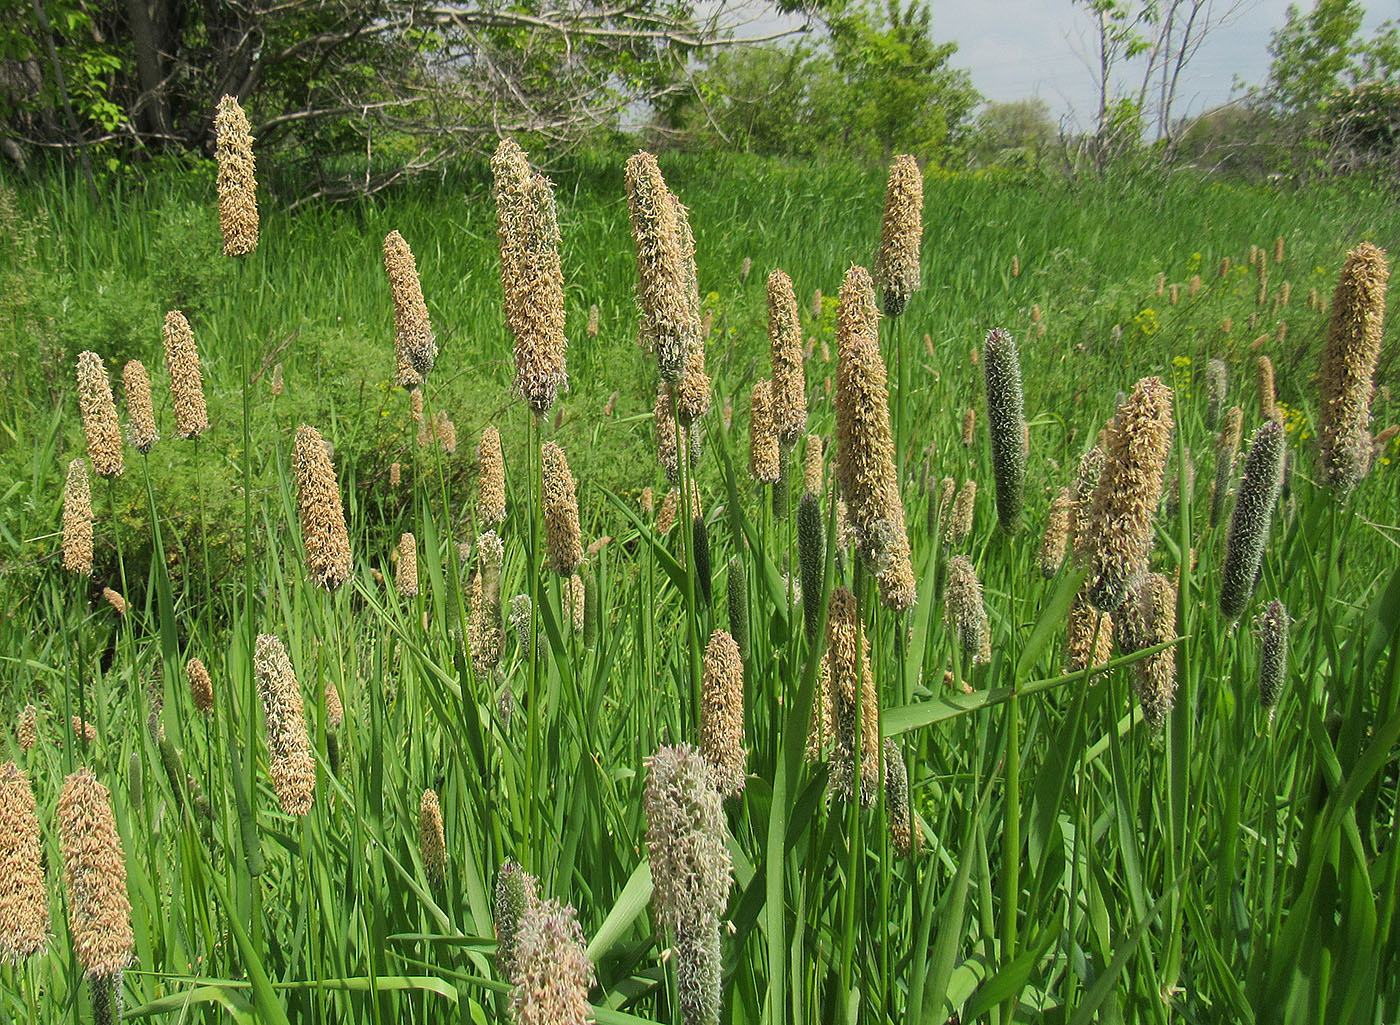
top-left (936, 1), bottom-right (1397, 129)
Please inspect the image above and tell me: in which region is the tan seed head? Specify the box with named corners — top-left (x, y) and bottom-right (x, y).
top-left (57, 767), bottom-right (133, 977)
top-left (294, 426), bottom-right (352, 590)
top-left (383, 230), bottom-right (437, 388)
top-left (214, 95), bottom-right (258, 256)
top-left (186, 658), bottom-right (214, 716)
top-left (541, 442), bottom-right (583, 576)
top-left (162, 311), bottom-right (209, 439)
top-left (873, 155), bottom-right (923, 316)
top-left (253, 635), bottom-right (315, 816)
top-left (396, 532), bottom-right (419, 598)
top-left (121, 360), bottom-right (158, 454)
top-left (62, 458), bottom-right (94, 575)
top-left (419, 789), bottom-right (447, 884)
top-left (76, 352), bottom-right (123, 478)
top-left (700, 630), bottom-right (746, 798)
top-left (0, 762), bottom-right (49, 963)
top-left (767, 269), bottom-right (807, 445)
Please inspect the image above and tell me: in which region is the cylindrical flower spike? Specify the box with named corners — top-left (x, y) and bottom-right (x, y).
top-left (57, 768), bottom-right (133, 977)
top-left (494, 860), bottom-right (539, 984)
top-left (748, 380), bottom-right (780, 484)
top-left (511, 898), bottom-right (595, 1025)
top-left (625, 153), bottom-right (699, 382)
top-left (797, 493), bottom-right (825, 644)
top-left (983, 327), bottom-right (1027, 533)
top-left (1220, 420), bottom-right (1285, 620)
top-left (293, 425), bottom-right (352, 590)
top-left (253, 635), bottom-right (315, 816)
top-left (946, 479), bottom-right (976, 549)
top-left (944, 555), bottom-right (988, 668)
top-left (383, 230), bottom-right (437, 389)
top-left (478, 426), bottom-right (506, 526)
top-left (1254, 599), bottom-right (1289, 709)
top-left (541, 442), bottom-right (583, 576)
top-left (62, 458), bottom-right (94, 575)
top-left (1257, 355), bottom-right (1277, 422)
top-left (767, 270), bottom-right (807, 446)
top-left (163, 311), bottom-right (209, 439)
top-left (700, 630), bottom-right (746, 797)
top-left (1317, 242), bottom-right (1389, 495)
top-left (0, 762), bottom-right (49, 963)
top-left (1083, 378), bottom-right (1174, 614)
top-left (214, 95), bottom-right (258, 256)
top-left (1211, 406), bottom-right (1243, 527)
top-left (826, 587), bottom-right (880, 804)
top-left (419, 789), bottom-right (446, 884)
top-left (122, 360), bottom-right (158, 454)
top-left (884, 739), bottom-right (918, 857)
top-left (873, 154), bottom-right (923, 317)
top-left (187, 658), bottom-right (214, 716)
top-left (1116, 573), bottom-right (1177, 730)
top-left (396, 532), bottom-right (419, 599)
top-left (1040, 488), bottom-right (1071, 578)
top-left (1205, 358), bottom-right (1227, 432)
top-left (76, 352), bottom-right (123, 479)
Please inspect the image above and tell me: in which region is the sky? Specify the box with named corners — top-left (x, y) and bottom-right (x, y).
top-left (934, 0), bottom-right (1397, 130)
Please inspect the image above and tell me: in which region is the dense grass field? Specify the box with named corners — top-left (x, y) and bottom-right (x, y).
top-left (0, 149), bottom-right (1398, 1025)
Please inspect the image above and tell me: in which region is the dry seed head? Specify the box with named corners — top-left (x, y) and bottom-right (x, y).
top-left (802, 434), bottom-right (823, 495)
top-left (944, 556), bottom-right (988, 667)
top-left (396, 532), bottom-right (419, 598)
top-left (625, 153), bottom-right (698, 381)
top-left (884, 739), bottom-right (918, 858)
top-left (324, 681), bottom-right (344, 730)
top-left (253, 635), bottom-right (314, 816)
top-left (1205, 358), bottom-right (1227, 431)
top-left (748, 379), bottom-right (780, 484)
top-left (0, 762), bottom-right (49, 962)
top-left (477, 426), bottom-right (506, 526)
top-left (1064, 595), bottom-right (1113, 674)
top-left (1040, 488), bottom-right (1071, 579)
top-left (587, 304), bottom-right (600, 337)
top-left (873, 154), bottom-right (923, 316)
top-left (657, 487), bottom-right (679, 535)
top-left (294, 425), bottom-right (352, 590)
top-left (57, 768), bottom-right (133, 977)
top-left (1170, 283), bottom-right (1180, 305)
top-left (511, 898), bottom-right (595, 1025)
top-left (946, 479), bottom-right (976, 548)
top-left (1011, 255), bottom-right (1020, 277)
top-left (826, 587), bottom-right (880, 804)
top-left (767, 269), bottom-right (807, 445)
top-left (805, 655), bottom-right (835, 762)
top-left (162, 311), bottom-right (209, 439)
top-left (1219, 256), bottom-right (1230, 277)
top-left (700, 630), bottom-right (746, 798)
top-left (270, 362), bottom-right (283, 396)
top-left (493, 141), bottom-right (569, 416)
top-left (76, 352), bottom-right (123, 478)
top-left (214, 95), bottom-right (258, 256)
top-left (1083, 377), bottom-right (1174, 613)
top-left (541, 442), bottom-right (583, 576)
top-left (1254, 599), bottom-right (1289, 709)
top-left (1189, 274), bottom-right (1202, 297)
top-left (1257, 355), bottom-right (1277, 422)
top-left (62, 458), bottom-right (94, 575)
top-left (419, 789), bottom-right (447, 884)
top-left (495, 860), bottom-right (539, 984)
top-left (1155, 271), bottom-right (1166, 296)
top-left (983, 328), bottom-right (1027, 533)
top-left (389, 462), bottom-right (401, 487)
top-left (101, 588), bottom-right (127, 616)
top-left (1220, 420), bottom-right (1285, 620)
top-left (645, 744), bottom-right (733, 937)
top-left (121, 360), bottom-right (158, 454)
top-left (70, 717), bottom-right (96, 745)
top-left (565, 574), bottom-right (585, 633)
top-left (1275, 236), bottom-right (1285, 264)
top-left (656, 384), bottom-right (682, 483)
top-left (383, 230), bottom-right (437, 388)
top-left (834, 265), bottom-right (914, 610)
top-left (677, 339), bottom-right (712, 427)
top-left (1118, 574), bottom-right (1177, 730)
top-left (1317, 242), bottom-right (1389, 495)
top-left (962, 407), bottom-right (976, 447)
top-left (17, 706), bottom-right (36, 752)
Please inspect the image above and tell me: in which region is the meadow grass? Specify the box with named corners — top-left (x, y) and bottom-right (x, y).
top-left (0, 152), bottom-right (1397, 1024)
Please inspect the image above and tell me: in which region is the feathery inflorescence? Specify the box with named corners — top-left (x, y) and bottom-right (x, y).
top-left (983, 327), bottom-right (1027, 533)
top-left (1257, 355), bottom-right (1277, 422)
top-left (944, 556), bottom-right (988, 668)
top-left (471, 531), bottom-right (506, 673)
top-left (493, 139), bottom-right (568, 416)
top-left (494, 860), bottom-right (538, 984)
top-left (748, 380), bottom-right (780, 484)
top-left (121, 360), bottom-right (158, 454)
top-left (511, 898), bottom-right (595, 1025)
top-left (802, 434), bottom-right (823, 496)
top-left (57, 768), bottom-right (133, 978)
top-left (383, 230), bottom-right (437, 389)
top-left (477, 426), bottom-right (506, 526)
top-left (102, 587), bottom-right (127, 616)
top-left (625, 152), bottom-right (701, 382)
top-left (214, 95), bottom-right (258, 256)
top-left (0, 762), bottom-right (48, 963)
top-left (293, 425), bottom-right (352, 590)
top-left (76, 352), bottom-right (123, 478)
top-left (700, 630), bottom-right (746, 798)
top-left (419, 789), bottom-right (446, 884)
top-left (163, 311), bottom-right (209, 439)
top-left (834, 265), bottom-right (915, 611)
top-left (1220, 420), bottom-right (1286, 620)
top-left (1040, 488), bottom-right (1071, 579)
top-left (1116, 573), bottom-right (1178, 730)
top-left (645, 744), bottom-right (732, 1025)
top-left (826, 587), bottom-right (880, 804)
top-left (1083, 378), bottom-right (1174, 613)
top-left (16, 706), bottom-right (36, 752)
top-left (946, 479), bottom-right (976, 549)
top-left (1064, 596), bottom-right (1113, 674)
top-left (62, 458), bottom-right (94, 575)
top-left (873, 154), bottom-right (923, 317)
top-left (1254, 599), bottom-right (1289, 709)
top-left (253, 635), bottom-right (315, 816)
top-left (396, 532), bottom-right (419, 599)
top-left (541, 442), bottom-right (583, 576)
top-left (884, 739), bottom-right (918, 857)
top-left (767, 269), bottom-right (807, 446)
top-left (1316, 242), bottom-right (1389, 495)
top-left (187, 659), bottom-right (213, 716)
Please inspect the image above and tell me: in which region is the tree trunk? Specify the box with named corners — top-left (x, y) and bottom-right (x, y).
top-left (125, 0), bottom-right (174, 141)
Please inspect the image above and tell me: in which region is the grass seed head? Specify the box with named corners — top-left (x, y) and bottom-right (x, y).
top-left (873, 154), bottom-right (923, 317)
top-left (657, 487), bottom-right (679, 535)
top-left (396, 532), bottom-right (419, 598)
top-left (324, 681), bottom-right (343, 730)
top-left (77, 352), bottom-right (123, 478)
top-left (727, 555), bottom-right (749, 659)
top-left (826, 588), bottom-right (880, 804)
top-left (1040, 488), bottom-right (1071, 579)
top-left (1119, 574), bottom-right (1177, 730)
top-left (802, 434), bottom-right (823, 496)
top-left (1205, 358), bottom-right (1227, 432)
top-left (494, 860), bottom-right (539, 984)
top-left (162, 311), bottom-right (209, 439)
top-left (121, 360), bottom-right (158, 454)
top-left (1084, 377), bottom-right (1174, 613)
top-left (983, 327), bottom-right (1027, 533)
top-left (1220, 420), bottom-right (1285, 620)
top-left (797, 493), bottom-right (825, 644)
top-left (419, 789), bottom-right (446, 885)
top-left (101, 587), bottom-right (127, 616)
top-left (1211, 405), bottom-right (1244, 526)
top-left (511, 898), bottom-right (595, 1025)
top-left (62, 458), bottom-right (94, 575)
top-left (625, 153), bottom-right (698, 382)
top-left (16, 705), bottom-right (36, 752)
top-left (383, 230), bottom-right (437, 388)
top-left (1317, 241), bottom-right (1389, 495)
top-left (57, 768), bottom-right (133, 978)
top-left (1257, 355), bottom-right (1277, 422)
top-left (477, 426), bottom-right (506, 526)
top-left (541, 442), bottom-right (583, 576)
top-left (1254, 599), bottom-right (1289, 709)
top-left (0, 762), bottom-right (49, 962)
top-left (677, 338), bottom-right (712, 428)
top-left (767, 269), bottom-right (807, 445)
top-left (565, 573), bottom-right (586, 633)
top-left (944, 556), bottom-right (988, 668)
top-left (962, 406), bottom-right (976, 447)
top-left (253, 635), bottom-right (315, 816)
top-left (701, 630), bottom-right (746, 798)
top-left (294, 425), bottom-right (352, 590)
top-left (748, 379), bottom-right (780, 484)
top-left (947, 479), bottom-right (977, 548)
top-left (214, 95), bottom-right (258, 256)
top-left (1064, 595), bottom-right (1113, 674)
top-left (884, 739), bottom-right (919, 858)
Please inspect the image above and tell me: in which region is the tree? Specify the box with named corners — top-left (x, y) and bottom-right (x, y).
top-left (971, 98), bottom-right (1057, 167)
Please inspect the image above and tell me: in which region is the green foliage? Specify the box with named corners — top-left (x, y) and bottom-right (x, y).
top-left (970, 98), bottom-right (1057, 169)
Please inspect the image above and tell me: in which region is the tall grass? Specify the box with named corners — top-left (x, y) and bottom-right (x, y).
top-left (0, 153), bottom-right (1397, 1024)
